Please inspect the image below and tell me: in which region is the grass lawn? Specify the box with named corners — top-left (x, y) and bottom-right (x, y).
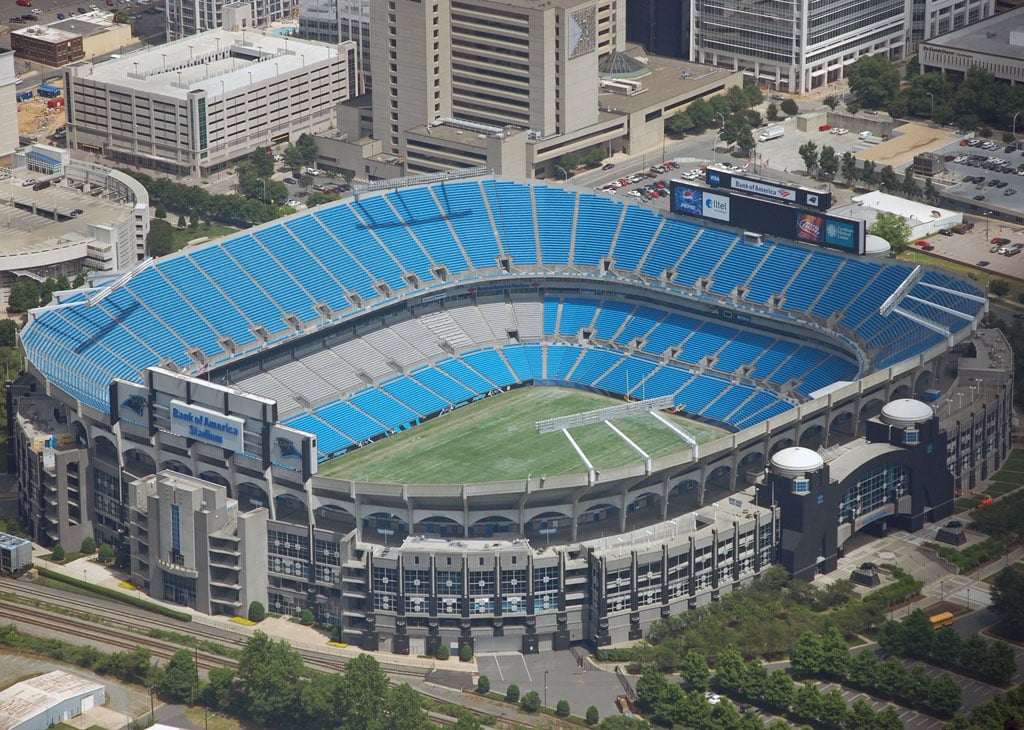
top-left (986, 481), bottom-right (1019, 497)
top-left (166, 222), bottom-right (238, 250)
top-left (319, 386), bottom-right (726, 484)
top-left (955, 496), bottom-right (982, 511)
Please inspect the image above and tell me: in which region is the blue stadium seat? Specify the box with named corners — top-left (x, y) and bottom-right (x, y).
top-left (433, 182), bottom-right (503, 269)
top-left (572, 194), bottom-right (620, 266)
top-left (382, 375), bottom-right (450, 416)
top-left (533, 186), bottom-right (573, 265)
top-left (485, 181), bottom-right (537, 264)
top-left (354, 196), bottom-right (437, 282)
top-left (612, 207), bottom-right (662, 272)
top-left (387, 187), bottom-right (470, 274)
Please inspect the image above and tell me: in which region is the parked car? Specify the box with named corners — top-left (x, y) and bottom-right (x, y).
top-left (283, 177), bottom-right (298, 185)
top-left (15, 0), bottom-right (31, 7)
top-left (913, 240), bottom-right (932, 247)
top-left (992, 237), bottom-right (1011, 245)
top-left (818, 124), bottom-right (832, 132)
top-left (601, 163), bottom-right (615, 171)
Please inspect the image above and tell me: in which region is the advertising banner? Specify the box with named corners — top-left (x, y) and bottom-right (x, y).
top-left (169, 399), bottom-right (245, 452)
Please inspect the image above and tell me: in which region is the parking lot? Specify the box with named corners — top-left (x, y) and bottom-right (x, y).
top-left (939, 138), bottom-right (1024, 211)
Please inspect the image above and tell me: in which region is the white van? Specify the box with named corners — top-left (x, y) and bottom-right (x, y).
top-left (858, 131), bottom-right (872, 140)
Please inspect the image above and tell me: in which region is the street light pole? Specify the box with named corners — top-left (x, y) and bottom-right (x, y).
top-left (1013, 111), bottom-right (1022, 151)
top-left (713, 112), bottom-right (725, 166)
top-left (927, 92), bottom-right (934, 119)
top-left (556, 166), bottom-right (568, 182)
top-left (544, 670), bottom-right (548, 707)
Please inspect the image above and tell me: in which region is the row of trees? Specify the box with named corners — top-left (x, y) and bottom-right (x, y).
top-left (877, 610), bottom-right (1017, 683)
top-left (788, 628), bottom-right (963, 716)
top-left (637, 660), bottom-right (905, 730)
top-left (848, 55), bottom-right (1024, 135)
top-left (129, 171), bottom-right (285, 228)
top-left (7, 274), bottom-right (86, 313)
top-left (611, 567), bottom-right (883, 671)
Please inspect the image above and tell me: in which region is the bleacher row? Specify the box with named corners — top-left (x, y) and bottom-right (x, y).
top-left (275, 341), bottom-right (794, 460)
top-left (21, 178), bottom-right (985, 424)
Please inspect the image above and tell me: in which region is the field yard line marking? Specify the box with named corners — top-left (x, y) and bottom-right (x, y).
top-left (520, 654), bottom-right (532, 683)
top-left (604, 420), bottom-right (650, 472)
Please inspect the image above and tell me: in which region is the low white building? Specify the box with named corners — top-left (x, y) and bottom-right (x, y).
top-left (0, 670), bottom-right (105, 730)
top-left (836, 191), bottom-right (962, 240)
top-left (64, 29), bottom-right (357, 176)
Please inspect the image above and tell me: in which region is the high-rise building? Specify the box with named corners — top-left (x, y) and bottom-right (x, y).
top-left (369, 0), bottom-right (622, 159)
top-left (165, 0), bottom-right (297, 42)
top-left (299, 0), bottom-right (370, 91)
top-left (691, 0), bottom-right (908, 94)
top-left (625, 0), bottom-right (689, 59)
top-left (0, 52), bottom-right (17, 161)
top-left (909, 0), bottom-right (994, 53)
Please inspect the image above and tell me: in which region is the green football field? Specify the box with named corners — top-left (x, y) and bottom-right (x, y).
top-left (318, 386), bottom-right (727, 484)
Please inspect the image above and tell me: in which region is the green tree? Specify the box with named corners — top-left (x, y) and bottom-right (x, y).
top-left (51, 542), bottom-right (65, 561)
top-left (841, 152), bottom-right (859, 184)
top-left (159, 648), bottom-right (197, 703)
top-left (199, 663), bottom-right (234, 708)
top-left (97, 543), bottom-right (114, 563)
top-left (586, 705), bottom-right (600, 725)
top-left (520, 690), bottom-right (541, 713)
top-left (860, 159), bottom-right (877, 185)
top-left (721, 113), bottom-right (754, 153)
top-left (790, 631), bottom-right (824, 676)
top-left (305, 191), bottom-right (339, 207)
top-left (505, 683), bottom-right (520, 703)
top-left (687, 97), bottom-right (716, 128)
top-left (991, 568), bottom-right (1024, 639)
top-left (8, 280), bottom-right (40, 312)
top-left (819, 688), bottom-right (849, 729)
top-left (556, 699), bottom-right (571, 717)
top-left (743, 80), bottom-right (764, 107)
top-left (437, 643), bottom-right (450, 660)
top-left (176, 214), bottom-right (186, 229)
top-left (818, 145), bottom-right (839, 178)
top-left (766, 103), bottom-right (779, 122)
top-left (451, 708), bottom-right (483, 730)
top-left (823, 94), bottom-right (841, 110)
top-left (791, 681), bottom-right (823, 723)
top-left (715, 647), bottom-right (746, 692)
top-left (247, 601), bottom-right (266, 622)
top-left (81, 536), bottom-right (96, 554)
top-left (798, 142), bottom-right (819, 174)
top-left (299, 672), bottom-right (343, 730)
top-left (780, 98), bottom-right (799, 116)
top-left (382, 683), bottom-right (432, 730)
top-left (879, 164), bottom-right (900, 192)
top-left (155, 204), bottom-right (167, 219)
top-left (680, 650), bottom-right (710, 691)
top-left (847, 649), bottom-right (879, 688)
top-left (666, 110), bottom-right (694, 136)
top-left (147, 219), bottom-right (177, 257)
top-left (923, 177), bottom-right (938, 202)
top-left (476, 675), bottom-right (490, 694)
top-left (990, 279), bottom-right (1011, 297)
top-left (234, 631), bottom-right (305, 727)
top-left (847, 54), bottom-right (901, 110)
top-left (819, 626), bottom-right (850, 679)
top-left (741, 659), bottom-right (768, 701)
top-left (868, 212), bottom-right (912, 253)
top-left (0, 319), bottom-right (17, 347)
top-left (763, 670), bottom-right (794, 712)
top-left (635, 669), bottom-right (670, 714)
top-left (459, 643), bottom-right (473, 662)
top-left (928, 674), bottom-right (962, 716)
top-left (983, 640), bottom-right (1017, 683)
top-left (902, 167), bottom-right (921, 197)
top-left (339, 654), bottom-right (389, 729)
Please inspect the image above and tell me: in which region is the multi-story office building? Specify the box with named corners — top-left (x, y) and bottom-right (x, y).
top-left (166, 0), bottom-right (297, 41)
top-left (919, 4), bottom-right (1022, 85)
top-left (63, 29), bottom-right (357, 176)
top-left (909, 0), bottom-right (994, 53)
top-left (691, 0), bottom-right (908, 94)
top-left (0, 52), bottom-right (17, 161)
top-left (299, 0), bottom-right (370, 91)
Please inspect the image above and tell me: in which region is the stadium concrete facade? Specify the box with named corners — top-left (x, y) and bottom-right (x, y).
top-left (12, 175), bottom-right (1012, 651)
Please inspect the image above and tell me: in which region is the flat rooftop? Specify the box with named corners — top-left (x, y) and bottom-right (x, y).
top-left (597, 47), bottom-right (737, 116)
top-left (0, 171), bottom-right (136, 267)
top-left (51, 10), bottom-right (116, 35)
top-left (922, 5), bottom-right (1024, 58)
top-left (72, 28), bottom-right (338, 101)
top-left (12, 24), bottom-right (81, 42)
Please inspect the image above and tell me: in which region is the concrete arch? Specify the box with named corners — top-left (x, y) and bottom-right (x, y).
top-left (124, 448), bottom-right (156, 477)
top-left (198, 470), bottom-right (230, 489)
top-left (364, 511), bottom-right (408, 543)
top-left (276, 493), bottom-right (309, 526)
top-left (799, 424), bottom-right (824, 450)
top-left (160, 459), bottom-right (192, 476)
top-left (469, 515), bottom-right (517, 538)
top-left (72, 421), bottom-right (88, 449)
top-left (769, 437), bottom-right (795, 456)
top-left (525, 509), bottom-right (575, 543)
top-left (891, 383), bottom-right (912, 401)
top-left (95, 434), bottom-right (118, 463)
top-left (413, 515), bottom-right (464, 538)
top-left (859, 397), bottom-right (885, 421)
top-left (314, 504), bottom-right (355, 534)
top-left (237, 481), bottom-right (270, 512)
top-left (914, 370), bottom-right (934, 394)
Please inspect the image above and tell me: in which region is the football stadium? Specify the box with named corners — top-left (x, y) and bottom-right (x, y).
top-left (13, 172), bottom-right (1012, 652)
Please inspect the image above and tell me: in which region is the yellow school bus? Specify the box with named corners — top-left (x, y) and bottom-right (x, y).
top-left (930, 612), bottom-right (954, 630)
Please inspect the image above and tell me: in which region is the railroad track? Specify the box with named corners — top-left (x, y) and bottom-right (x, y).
top-left (0, 578), bottom-right (531, 726)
